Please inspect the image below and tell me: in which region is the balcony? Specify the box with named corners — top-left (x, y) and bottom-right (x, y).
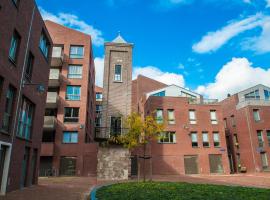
top-left (43, 116), bottom-right (56, 130)
top-left (188, 98), bottom-right (219, 105)
top-left (236, 99), bottom-right (270, 110)
top-left (51, 46), bottom-right (63, 67)
top-left (41, 143), bottom-right (54, 156)
top-left (46, 92), bottom-right (58, 108)
top-left (48, 69), bottom-right (60, 87)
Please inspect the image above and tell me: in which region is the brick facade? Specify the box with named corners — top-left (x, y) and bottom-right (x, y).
top-left (0, 0), bottom-right (52, 193)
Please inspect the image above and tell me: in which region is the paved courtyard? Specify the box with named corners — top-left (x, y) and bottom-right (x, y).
top-left (0, 174), bottom-right (270, 200)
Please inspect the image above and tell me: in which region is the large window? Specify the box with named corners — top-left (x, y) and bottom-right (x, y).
top-left (167, 109), bottom-right (175, 124)
top-left (159, 132), bottom-right (176, 144)
top-left (253, 109), bottom-right (260, 122)
top-left (210, 110), bottom-right (218, 124)
top-left (24, 52), bottom-right (34, 81)
top-left (66, 86), bottom-right (81, 100)
top-left (156, 109), bottom-right (163, 124)
top-left (68, 65), bottom-right (82, 79)
top-left (264, 90), bottom-right (270, 100)
top-left (209, 154), bottom-right (224, 174)
top-left (191, 132), bottom-right (198, 147)
top-left (267, 131), bottom-right (270, 147)
top-left (2, 86), bottom-right (16, 132)
top-left (96, 105), bottom-right (102, 114)
top-left (96, 92), bottom-right (102, 100)
top-left (152, 91), bottom-right (165, 97)
top-left (202, 132), bottom-right (209, 147)
top-left (213, 132), bottom-right (220, 147)
top-left (64, 108), bottom-right (79, 123)
top-left (110, 117), bottom-right (122, 136)
top-left (257, 130), bottom-right (264, 147)
top-left (114, 65), bottom-right (122, 81)
top-left (63, 131), bottom-right (78, 143)
top-left (189, 110), bottom-right (196, 124)
top-left (70, 46), bottom-right (84, 59)
top-left (17, 98), bottom-right (34, 140)
top-left (245, 90), bottom-right (260, 100)
top-left (39, 32), bottom-right (50, 58)
top-left (9, 30), bottom-right (21, 62)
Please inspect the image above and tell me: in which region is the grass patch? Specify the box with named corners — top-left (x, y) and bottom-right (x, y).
top-left (96, 182), bottom-right (270, 200)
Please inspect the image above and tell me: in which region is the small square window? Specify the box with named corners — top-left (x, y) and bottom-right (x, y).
top-left (63, 131), bottom-right (78, 143)
top-left (253, 109), bottom-right (260, 122)
top-left (66, 86), bottom-right (81, 100)
top-left (64, 108), bottom-right (79, 123)
top-left (68, 65), bottom-right (82, 79)
top-left (70, 46), bottom-right (84, 59)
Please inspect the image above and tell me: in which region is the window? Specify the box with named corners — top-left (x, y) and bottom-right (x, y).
top-left (159, 132), bottom-right (176, 143)
top-left (152, 91), bottom-right (165, 97)
top-left (234, 134), bottom-right (239, 147)
top-left (95, 117), bottom-right (101, 127)
top-left (267, 131), bottom-right (270, 147)
top-left (210, 110), bottom-right (218, 124)
top-left (70, 46), bottom-right (84, 59)
top-left (96, 105), bottom-right (102, 114)
top-left (191, 132), bottom-right (198, 147)
top-left (181, 91), bottom-right (196, 99)
top-left (114, 65), bottom-right (122, 81)
top-left (223, 118), bottom-right (227, 129)
top-left (261, 153), bottom-right (269, 170)
top-left (110, 117), bottom-right (121, 136)
top-left (257, 130), bottom-right (264, 147)
top-left (66, 86), bottom-right (81, 100)
top-left (264, 90), bottom-right (270, 100)
top-left (2, 86), bottom-right (16, 132)
top-left (167, 109), bottom-right (175, 124)
top-left (68, 65), bottom-right (82, 79)
top-left (0, 77), bottom-right (4, 100)
top-left (245, 90), bottom-right (260, 100)
top-left (39, 32), bottom-right (50, 58)
top-left (63, 132), bottom-right (78, 143)
top-left (253, 109), bottom-right (260, 122)
top-left (156, 109), bottom-right (163, 124)
top-left (209, 154), bottom-right (224, 174)
top-left (96, 92), bottom-right (102, 100)
top-left (9, 31), bottom-right (20, 62)
top-left (11, 0), bottom-right (20, 7)
top-left (213, 132), bottom-right (220, 147)
top-left (189, 110), bottom-right (196, 124)
top-left (64, 108), bottom-right (79, 123)
top-left (17, 98), bottom-right (34, 140)
top-left (202, 132), bottom-right (209, 147)
top-left (24, 52), bottom-right (34, 81)
top-left (231, 115), bottom-right (236, 127)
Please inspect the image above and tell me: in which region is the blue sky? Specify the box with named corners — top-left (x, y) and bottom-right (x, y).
top-left (37, 0), bottom-right (270, 99)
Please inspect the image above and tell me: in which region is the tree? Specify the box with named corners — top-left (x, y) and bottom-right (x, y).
top-left (119, 112), bottom-right (164, 182)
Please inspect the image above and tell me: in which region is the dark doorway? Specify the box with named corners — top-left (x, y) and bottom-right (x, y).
top-left (0, 145), bottom-right (7, 189)
top-left (110, 117), bottom-right (121, 136)
top-left (60, 157), bottom-right (76, 176)
top-left (39, 156), bottom-right (53, 176)
top-left (131, 156), bottom-right (138, 176)
top-left (29, 149), bottom-right (38, 185)
top-left (184, 155), bottom-right (199, 174)
top-left (21, 147), bottom-right (30, 188)
top-left (209, 154), bottom-right (224, 174)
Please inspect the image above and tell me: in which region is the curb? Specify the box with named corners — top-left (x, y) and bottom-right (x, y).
top-left (90, 183), bottom-right (112, 200)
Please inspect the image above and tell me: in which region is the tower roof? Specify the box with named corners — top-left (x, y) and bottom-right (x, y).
top-left (112, 32), bottom-right (127, 44)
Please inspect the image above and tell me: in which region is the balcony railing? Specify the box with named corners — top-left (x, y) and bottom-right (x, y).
top-left (48, 69), bottom-right (60, 87)
top-left (236, 99), bottom-right (270, 109)
top-left (43, 116), bottom-right (56, 130)
top-left (46, 92), bottom-right (58, 108)
top-left (51, 46), bottom-right (64, 67)
top-left (188, 98), bottom-right (218, 104)
top-left (94, 127), bottom-right (129, 140)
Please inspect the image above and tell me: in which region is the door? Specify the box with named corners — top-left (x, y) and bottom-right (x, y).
top-left (209, 154), bottom-right (224, 174)
top-left (131, 156), bottom-right (138, 176)
top-left (29, 149), bottom-right (38, 185)
top-left (0, 145), bottom-right (7, 189)
top-left (184, 155), bottom-right (199, 174)
top-left (60, 157), bottom-right (76, 176)
top-left (261, 153), bottom-right (269, 171)
top-left (21, 147), bottom-right (30, 188)
top-left (228, 154), bottom-right (235, 173)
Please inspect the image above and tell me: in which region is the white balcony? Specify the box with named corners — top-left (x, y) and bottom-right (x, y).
top-left (43, 116), bottom-right (56, 130)
top-left (236, 99), bottom-right (270, 110)
top-left (46, 92), bottom-right (58, 108)
top-left (51, 46), bottom-right (63, 67)
top-left (48, 69), bottom-right (60, 87)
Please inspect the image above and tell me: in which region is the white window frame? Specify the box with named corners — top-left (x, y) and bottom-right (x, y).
top-left (189, 110), bottom-right (196, 124)
top-left (159, 132), bottom-right (176, 144)
top-left (210, 110), bottom-right (218, 124)
top-left (114, 64), bottom-right (122, 82)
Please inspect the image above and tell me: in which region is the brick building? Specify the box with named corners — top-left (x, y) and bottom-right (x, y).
top-left (0, 0), bottom-right (52, 194)
top-left (95, 86), bottom-right (103, 138)
top-left (132, 83), bottom-right (230, 175)
top-left (221, 84), bottom-right (270, 173)
top-left (39, 21), bottom-right (97, 177)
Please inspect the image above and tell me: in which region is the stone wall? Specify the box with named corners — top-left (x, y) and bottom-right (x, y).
top-left (97, 147), bottom-right (130, 180)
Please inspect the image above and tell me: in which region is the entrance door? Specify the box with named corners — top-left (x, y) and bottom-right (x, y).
top-left (184, 155), bottom-right (199, 174)
top-left (131, 156), bottom-right (138, 176)
top-left (29, 149), bottom-right (38, 185)
top-left (21, 147), bottom-right (30, 188)
top-left (60, 157), bottom-right (76, 176)
top-left (209, 154), bottom-right (224, 174)
top-left (0, 145), bottom-right (7, 189)
top-left (261, 153), bottom-right (269, 171)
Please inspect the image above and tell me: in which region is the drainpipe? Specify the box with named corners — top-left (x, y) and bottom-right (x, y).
top-left (245, 107), bottom-right (257, 172)
top-left (4, 5), bottom-right (36, 194)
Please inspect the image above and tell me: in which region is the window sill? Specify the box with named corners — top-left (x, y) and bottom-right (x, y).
top-left (16, 136), bottom-right (32, 142)
top-left (62, 142), bottom-right (78, 144)
top-left (158, 142), bottom-right (177, 144)
top-left (65, 99), bottom-right (81, 101)
top-left (113, 81), bottom-right (123, 83)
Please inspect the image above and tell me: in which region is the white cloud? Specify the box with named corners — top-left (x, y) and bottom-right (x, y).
top-left (39, 7), bottom-right (104, 46)
top-left (196, 57), bottom-right (270, 100)
top-left (133, 66), bottom-right (185, 87)
top-left (192, 13), bottom-right (266, 53)
top-left (94, 57), bottom-right (104, 87)
top-left (267, 0), bottom-right (270, 7)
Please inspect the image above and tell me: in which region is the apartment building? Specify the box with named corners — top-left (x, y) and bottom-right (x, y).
top-left (137, 84), bottom-right (230, 175)
top-left (221, 84), bottom-right (270, 173)
top-left (39, 21), bottom-right (97, 177)
top-left (0, 0), bottom-right (52, 193)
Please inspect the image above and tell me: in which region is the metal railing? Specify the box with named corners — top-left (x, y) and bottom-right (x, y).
top-left (94, 126), bottom-right (129, 140)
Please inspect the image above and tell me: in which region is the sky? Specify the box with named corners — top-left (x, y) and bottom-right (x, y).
top-left (37, 0), bottom-right (270, 100)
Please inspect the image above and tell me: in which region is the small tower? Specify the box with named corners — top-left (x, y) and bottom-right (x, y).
top-left (100, 33), bottom-right (133, 138)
